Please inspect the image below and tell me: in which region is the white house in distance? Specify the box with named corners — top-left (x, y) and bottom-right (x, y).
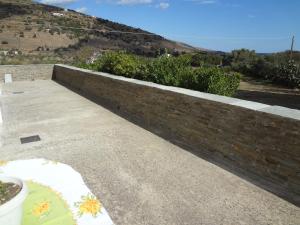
top-left (52, 12), bottom-right (64, 17)
top-left (0, 51), bottom-right (8, 56)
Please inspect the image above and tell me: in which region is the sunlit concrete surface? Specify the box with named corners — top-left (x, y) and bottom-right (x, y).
top-left (0, 80), bottom-right (299, 225)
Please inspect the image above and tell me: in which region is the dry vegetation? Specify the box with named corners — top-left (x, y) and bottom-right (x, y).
top-left (0, 0), bottom-right (196, 64)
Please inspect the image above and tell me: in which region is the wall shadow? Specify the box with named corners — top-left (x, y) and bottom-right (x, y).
top-left (235, 90), bottom-right (300, 110)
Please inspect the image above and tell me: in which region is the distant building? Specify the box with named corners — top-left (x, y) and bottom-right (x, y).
top-left (0, 51), bottom-right (8, 56)
top-left (3, 49), bottom-right (22, 56)
top-left (52, 13), bottom-right (64, 17)
top-left (88, 52), bottom-right (102, 64)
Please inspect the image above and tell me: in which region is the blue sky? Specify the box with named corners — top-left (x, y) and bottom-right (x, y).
top-left (37, 0), bottom-right (300, 53)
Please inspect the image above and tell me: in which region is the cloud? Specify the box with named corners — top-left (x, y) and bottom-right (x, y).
top-left (156, 2), bottom-right (169, 9)
top-left (115, 0), bottom-right (152, 5)
top-left (97, 0), bottom-right (173, 8)
top-left (76, 7), bottom-right (88, 13)
top-left (187, 0), bottom-right (217, 4)
top-left (199, 0), bottom-right (216, 4)
top-left (40, 0), bottom-right (77, 5)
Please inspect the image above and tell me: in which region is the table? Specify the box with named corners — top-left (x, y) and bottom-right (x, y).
top-left (0, 159), bottom-right (114, 225)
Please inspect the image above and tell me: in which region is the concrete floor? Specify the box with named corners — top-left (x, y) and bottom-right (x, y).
top-left (0, 80), bottom-right (299, 225)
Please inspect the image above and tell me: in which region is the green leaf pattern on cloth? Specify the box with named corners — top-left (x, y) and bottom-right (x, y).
top-left (22, 181), bottom-right (76, 225)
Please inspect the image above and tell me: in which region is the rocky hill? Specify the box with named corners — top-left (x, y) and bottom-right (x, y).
top-left (0, 0), bottom-right (198, 64)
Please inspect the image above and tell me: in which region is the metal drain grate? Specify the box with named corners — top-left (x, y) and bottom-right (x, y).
top-left (20, 135), bottom-right (41, 144)
top-left (13, 91), bottom-right (24, 94)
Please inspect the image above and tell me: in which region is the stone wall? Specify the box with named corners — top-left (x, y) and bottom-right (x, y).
top-left (53, 65), bottom-right (300, 204)
top-left (0, 64), bottom-right (54, 82)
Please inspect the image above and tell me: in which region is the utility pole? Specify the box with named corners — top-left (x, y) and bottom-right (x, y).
top-left (290, 35), bottom-right (295, 60)
top-left (18, 35), bottom-right (20, 50)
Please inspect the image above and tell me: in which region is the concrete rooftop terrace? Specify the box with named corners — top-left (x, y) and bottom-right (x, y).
top-left (0, 66), bottom-right (300, 225)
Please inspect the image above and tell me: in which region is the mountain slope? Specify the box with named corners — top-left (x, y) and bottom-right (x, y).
top-left (0, 0), bottom-right (198, 64)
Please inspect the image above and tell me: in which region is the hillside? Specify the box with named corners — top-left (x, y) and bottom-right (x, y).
top-left (0, 0), bottom-right (198, 64)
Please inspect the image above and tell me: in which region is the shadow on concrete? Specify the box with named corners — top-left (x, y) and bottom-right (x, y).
top-left (54, 79), bottom-right (300, 207)
top-left (235, 90), bottom-right (300, 110)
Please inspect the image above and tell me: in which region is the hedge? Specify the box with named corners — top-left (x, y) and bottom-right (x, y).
top-left (76, 52), bottom-right (241, 96)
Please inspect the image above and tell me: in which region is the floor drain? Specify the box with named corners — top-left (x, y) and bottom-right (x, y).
top-left (20, 135), bottom-right (41, 144)
top-left (13, 91), bottom-right (24, 94)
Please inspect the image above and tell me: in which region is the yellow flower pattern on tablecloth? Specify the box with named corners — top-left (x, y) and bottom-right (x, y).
top-left (75, 194), bottom-right (102, 217)
top-left (32, 201), bottom-right (50, 217)
top-left (0, 159), bottom-right (114, 225)
top-left (0, 160), bottom-right (8, 166)
top-left (23, 181), bottom-right (76, 225)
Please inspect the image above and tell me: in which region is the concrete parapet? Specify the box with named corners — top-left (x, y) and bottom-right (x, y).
top-left (53, 64), bottom-right (300, 204)
top-left (0, 64), bottom-right (54, 82)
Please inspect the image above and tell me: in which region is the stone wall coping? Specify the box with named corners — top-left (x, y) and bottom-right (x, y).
top-left (55, 64), bottom-right (300, 121)
top-left (0, 64), bottom-right (54, 67)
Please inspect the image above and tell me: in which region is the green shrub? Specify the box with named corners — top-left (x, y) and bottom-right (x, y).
top-left (226, 48), bottom-right (300, 88)
top-left (96, 52), bottom-right (143, 78)
top-left (193, 67), bottom-right (241, 96)
top-left (191, 52), bottom-right (223, 67)
top-left (77, 52), bottom-right (240, 96)
top-left (177, 69), bottom-right (198, 90)
top-left (272, 60), bottom-right (300, 88)
top-left (75, 62), bottom-right (93, 70)
top-left (250, 58), bottom-right (276, 79)
top-left (147, 55), bottom-right (192, 86)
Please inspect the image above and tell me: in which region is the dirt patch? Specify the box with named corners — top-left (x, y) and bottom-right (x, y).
top-left (235, 76), bottom-right (300, 110)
